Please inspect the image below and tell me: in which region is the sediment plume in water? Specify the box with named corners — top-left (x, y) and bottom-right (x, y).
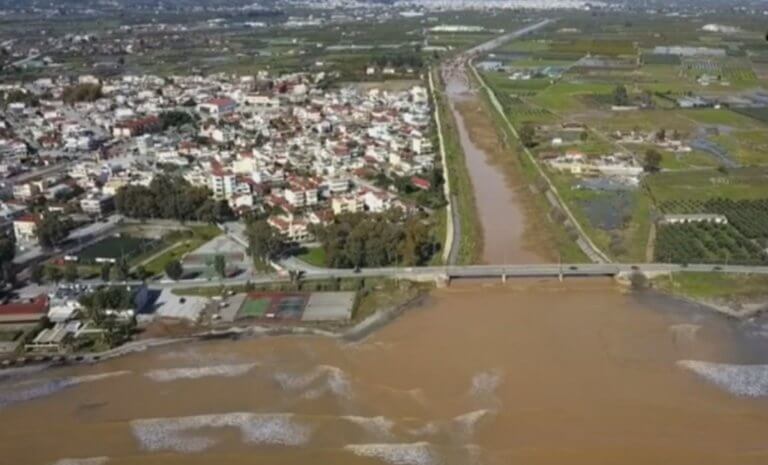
top-left (669, 324), bottom-right (701, 344)
top-left (344, 442), bottom-right (438, 465)
top-left (677, 360), bottom-right (768, 397)
top-left (131, 412), bottom-right (311, 453)
top-left (0, 371), bottom-right (130, 408)
top-left (144, 363), bottom-right (258, 382)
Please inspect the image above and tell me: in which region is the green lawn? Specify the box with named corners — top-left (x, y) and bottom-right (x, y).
top-left (298, 247), bottom-right (327, 267)
top-left (141, 225), bottom-right (222, 275)
top-left (531, 81), bottom-right (615, 113)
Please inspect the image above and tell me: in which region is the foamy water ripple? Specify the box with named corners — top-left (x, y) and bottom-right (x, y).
top-left (343, 415), bottom-right (395, 439)
top-left (274, 365), bottom-right (351, 399)
top-left (345, 442), bottom-right (438, 465)
top-left (51, 457), bottom-right (109, 465)
top-left (469, 370), bottom-right (502, 398)
top-left (131, 412), bottom-right (311, 453)
top-left (144, 363), bottom-right (257, 382)
top-left (453, 409), bottom-right (492, 437)
top-left (678, 360), bottom-right (768, 397)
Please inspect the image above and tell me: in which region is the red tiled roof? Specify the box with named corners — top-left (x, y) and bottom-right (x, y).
top-left (0, 295), bottom-right (48, 317)
top-left (206, 97), bottom-right (237, 108)
top-left (15, 213), bottom-right (40, 224)
top-left (411, 176), bottom-right (431, 190)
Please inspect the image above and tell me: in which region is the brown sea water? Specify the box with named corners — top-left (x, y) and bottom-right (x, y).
top-left (2, 279), bottom-right (768, 465)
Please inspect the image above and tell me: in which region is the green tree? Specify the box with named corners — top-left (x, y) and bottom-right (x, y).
top-left (114, 174), bottom-right (215, 221)
top-left (100, 263), bottom-right (112, 282)
top-left (643, 149), bottom-right (663, 173)
top-left (613, 84), bottom-right (629, 106)
top-left (0, 235), bottom-right (14, 264)
top-left (64, 262), bottom-right (78, 283)
top-left (37, 213), bottom-right (70, 249)
top-left (519, 122), bottom-right (536, 148)
top-left (30, 264), bottom-right (44, 284)
top-left (165, 259), bottom-right (184, 280)
top-left (114, 258), bottom-right (129, 281)
top-left (213, 255), bottom-right (227, 278)
top-left (246, 219), bottom-right (284, 264)
top-left (311, 211), bottom-right (436, 268)
top-left (159, 110), bottom-right (195, 130)
top-left (0, 234), bottom-right (15, 289)
top-left (1, 262), bottom-right (15, 288)
top-left (45, 266), bottom-right (63, 283)
top-left (135, 265), bottom-right (150, 282)
top-left (62, 83), bottom-right (102, 104)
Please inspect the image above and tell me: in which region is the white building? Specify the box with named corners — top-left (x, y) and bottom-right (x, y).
top-left (210, 169), bottom-right (237, 200)
top-left (197, 97), bottom-right (238, 119)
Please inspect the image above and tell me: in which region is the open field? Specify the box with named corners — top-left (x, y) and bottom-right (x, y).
top-left (77, 236), bottom-right (160, 264)
top-left (646, 168), bottom-right (768, 202)
top-left (478, 12), bottom-right (768, 264)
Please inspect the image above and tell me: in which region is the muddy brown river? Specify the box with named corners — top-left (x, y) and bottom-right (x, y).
top-left (442, 61), bottom-right (545, 265)
top-left (2, 280), bottom-right (768, 465)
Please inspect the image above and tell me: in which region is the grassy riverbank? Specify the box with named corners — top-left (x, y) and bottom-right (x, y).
top-left (654, 272), bottom-right (768, 300)
top-left (653, 272), bottom-right (768, 318)
top-left (434, 71), bottom-right (483, 265)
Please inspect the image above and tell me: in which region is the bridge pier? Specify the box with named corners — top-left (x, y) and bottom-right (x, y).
top-left (435, 274), bottom-right (451, 288)
top-left (501, 272), bottom-right (507, 284)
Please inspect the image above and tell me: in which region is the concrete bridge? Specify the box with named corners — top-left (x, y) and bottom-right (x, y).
top-left (145, 262), bottom-right (768, 290)
top-left (357, 263), bottom-right (766, 285)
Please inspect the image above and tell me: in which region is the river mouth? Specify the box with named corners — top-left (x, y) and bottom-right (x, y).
top-left (2, 280), bottom-right (768, 465)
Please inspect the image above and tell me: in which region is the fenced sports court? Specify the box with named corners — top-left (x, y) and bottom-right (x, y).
top-left (236, 292), bottom-right (355, 322)
top-left (239, 293), bottom-right (309, 321)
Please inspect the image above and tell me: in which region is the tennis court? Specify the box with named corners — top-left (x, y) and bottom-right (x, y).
top-left (240, 297), bottom-right (271, 318)
top-left (237, 292), bottom-right (310, 321)
top-left (235, 292), bottom-right (355, 322)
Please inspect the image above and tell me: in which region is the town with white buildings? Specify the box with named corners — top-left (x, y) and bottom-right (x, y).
top-left (0, 69), bottom-right (442, 357)
top-left (0, 70), bottom-right (437, 245)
